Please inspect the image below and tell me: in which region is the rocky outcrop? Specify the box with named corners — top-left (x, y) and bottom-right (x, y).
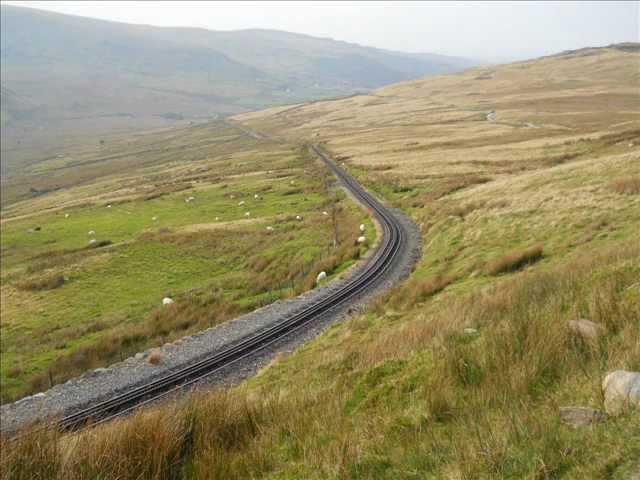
top-left (602, 370), bottom-right (640, 415)
top-left (567, 319), bottom-right (603, 340)
top-left (559, 406), bottom-right (607, 428)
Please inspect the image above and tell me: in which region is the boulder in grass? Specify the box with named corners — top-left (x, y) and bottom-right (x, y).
top-left (559, 406), bottom-right (607, 428)
top-left (602, 370), bottom-right (640, 415)
top-left (568, 319), bottom-right (603, 340)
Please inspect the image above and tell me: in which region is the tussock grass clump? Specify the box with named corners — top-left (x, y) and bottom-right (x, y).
top-left (484, 244), bottom-right (544, 275)
top-left (16, 273), bottom-right (65, 292)
top-left (147, 351), bottom-right (163, 365)
top-left (397, 273), bottom-right (459, 307)
top-left (609, 176), bottom-right (640, 195)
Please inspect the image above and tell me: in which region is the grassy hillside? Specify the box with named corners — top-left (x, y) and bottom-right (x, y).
top-left (2, 46), bottom-right (639, 478)
top-left (0, 121), bottom-right (373, 403)
top-left (0, 5), bottom-right (473, 180)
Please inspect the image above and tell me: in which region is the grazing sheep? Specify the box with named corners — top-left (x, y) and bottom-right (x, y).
top-left (290, 180), bottom-right (296, 185)
top-left (230, 194), bottom-right (236, 199)
top-left (322, 211), bottom-right (329, 216)
top-left (64, 213), bottom-right (70, 218)
top-left (88, 230), bottom-right (96, 236)
top-left (152, 216), bottom-right (158, 221)
top-left (296, 215), bottom-right (303, 221)
top-left (359, 224), bottom-right (366, 232)
top-left (266, 226), bottom-right (274, 231)
top-left (162, 297), bottom-right (174, 305)
top-left (245, 212), bottom-right (251, 217)
top-left (106, 204), bottom-right (112, 208)
top-left (357, 236), bottom-right (366, 244)
top-left (238, 201), bottom-right (245, 206)
top-left (89, 238), bottom-right (97, 245)
top-left (254, 194), bottom-right (260, 199)
top-left (316, 271), bottom-right (327, 283)
top-left (215, 217), bottom-right (219, 221)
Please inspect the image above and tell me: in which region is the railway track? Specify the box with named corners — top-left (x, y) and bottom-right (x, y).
top-left (56, 144), bottom-right (408, 431)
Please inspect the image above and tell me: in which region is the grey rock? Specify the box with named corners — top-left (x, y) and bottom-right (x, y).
top-left (602, 370), bottom-right (640, 415)
top-left (568, 319), bottom-right (603, 340)
top-left (559, 406), bottom-right (607, 428)
top-left (134, 352), bottom-right (145, 360)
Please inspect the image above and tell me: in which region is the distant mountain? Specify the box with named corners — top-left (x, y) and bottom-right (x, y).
top-left (0, 5), bottom-right (474, 164)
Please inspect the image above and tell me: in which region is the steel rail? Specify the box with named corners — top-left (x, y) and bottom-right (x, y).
top-left (56, 144), bottom-right (406, 431)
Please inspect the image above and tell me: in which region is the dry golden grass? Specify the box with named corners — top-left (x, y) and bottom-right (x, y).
top-left (484, 244), bottom-right (544, 275)
top-left (147, 351), bottom-right (163, 365)
top-left (609, 176), bottom-right (640, 195)
top-left (15, 273), bottom-right (65, 292)
top-left (236, 47), bottom-right (639, 184)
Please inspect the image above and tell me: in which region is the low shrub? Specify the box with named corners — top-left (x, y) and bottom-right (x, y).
top-left (16, 274), bottom-right (65, 292)
top-left (609, 176), bottom-right (640, 195)
top-left (484, 244), bottom-right (544, 275)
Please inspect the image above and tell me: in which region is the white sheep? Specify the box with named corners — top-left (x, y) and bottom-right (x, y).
top-left (162, 297), bottom-right (174, 306)
top-left (316, 271), bottom-right (327, 283)
top-left (106, 204), bottom-right (112, 208)
top-left (359, 224), bottom-right (366, 232)
top-left (357, 236), bottom-right (366, 244)
top-left (230, 194), bottom-right (236, 199)
top-left (238, 200), bottom-right (245, 206)
top-left (245, 212), bottom-right (251, 217)
top-left (290, 180), bottom-right (296, 185)
top-left (266, 226), bottom-right (274, 231)
top-left (296, 215), bottom-right (303, 221)
top-left (254, 194), bottom-right (260, 199)
top-left (65, 213), bottom-right (70, 218)
top-left (88, 230), bottom-right (95, 236)
top-left (88, 238), bottom-right (97, 245)
top-left (215, 217), bottom-right (219, 221)
top-left (152, 216), bottom-right (158, 221)
top-left (322, 211), bottom-right (329, 216)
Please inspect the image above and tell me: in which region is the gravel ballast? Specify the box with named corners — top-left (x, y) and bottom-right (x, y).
top-left (1, 177), bottom-right (421, 435)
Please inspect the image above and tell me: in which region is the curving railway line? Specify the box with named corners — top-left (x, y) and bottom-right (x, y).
top-left (56, 144), bottom-right (409, 431)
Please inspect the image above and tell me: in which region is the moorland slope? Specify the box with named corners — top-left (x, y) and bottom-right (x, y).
top-left (2, 45), bottom-right (639, 479)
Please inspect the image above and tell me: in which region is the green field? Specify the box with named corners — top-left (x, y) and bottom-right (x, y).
top-left (0, 122), bottom-right (374, 402)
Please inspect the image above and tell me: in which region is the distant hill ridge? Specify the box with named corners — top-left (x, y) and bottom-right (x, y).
top-left (0, 5), bottom-right (473, 139)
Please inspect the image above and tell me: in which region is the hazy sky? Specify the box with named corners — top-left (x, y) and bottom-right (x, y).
top-left (3, 1), bottom-right (639, 61)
